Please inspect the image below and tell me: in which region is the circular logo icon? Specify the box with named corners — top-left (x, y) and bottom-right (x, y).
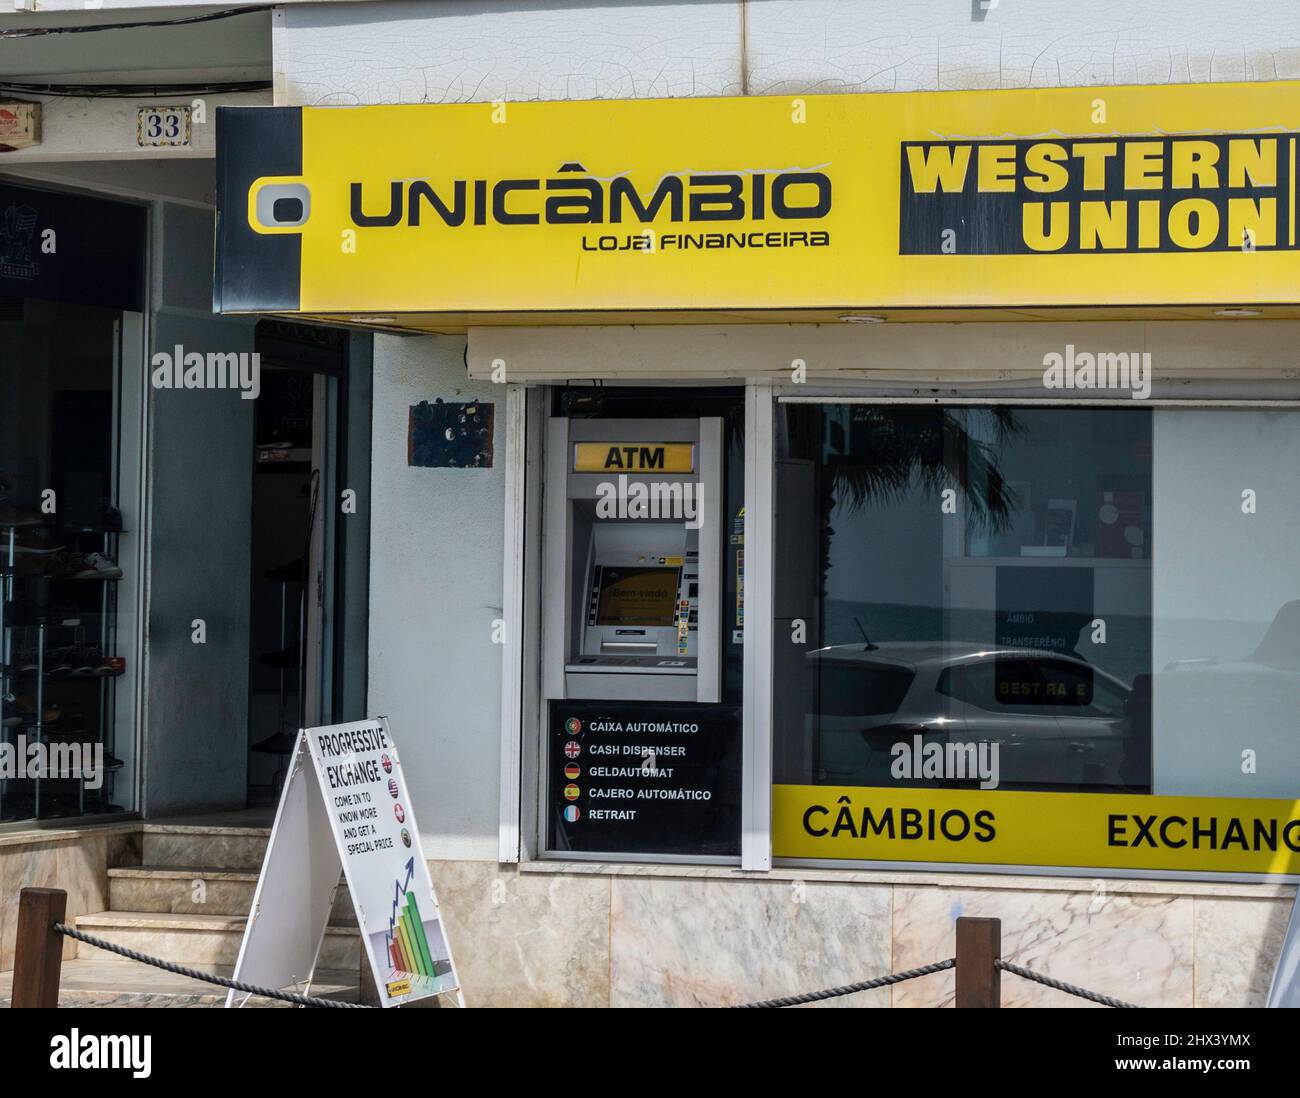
top-left (564, 717), bottom-right (582, 735)
top-left (563, 741), bottom-right (581, 759)
top-left (394, 803), bottom-right (405, 823)
top-left (563, 805), bottom-right (580, 823)
top-left (400, 828), bottom-right (412, 848)
top-left (564, 763), bottom-right (580, 780)
top-left (563, 783), bottom-right (580, 801)
top-left (387, 778), bottom-right (399, 798)
top-left (381, 754), bottom-right (393, 773)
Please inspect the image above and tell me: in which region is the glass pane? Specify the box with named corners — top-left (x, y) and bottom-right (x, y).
top-left (1152, 410), bottom-right (1300, 798)
top-left (773, 404), bottom-right (1153, 795)
top-left (1, 300), bottom-right (133, 821)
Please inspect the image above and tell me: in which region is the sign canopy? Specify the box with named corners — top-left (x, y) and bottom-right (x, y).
top-left (215, 82), bottom-right (1300, 329)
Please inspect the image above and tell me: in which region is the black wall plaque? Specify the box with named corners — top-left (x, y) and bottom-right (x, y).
top-left (548, 699), bottom-right (741, 856)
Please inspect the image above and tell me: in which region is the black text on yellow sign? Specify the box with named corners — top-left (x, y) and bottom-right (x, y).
top-left (901, 133), bottom-right (1297, 254)
top-left (773, 785), bottom-right (1300, 875)
top-left (572, 442), bottom-right (695, 474)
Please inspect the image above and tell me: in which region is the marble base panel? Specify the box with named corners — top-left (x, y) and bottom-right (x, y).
top-left (1193, 896), bottom-right (1291, 1007)
top-left (1, 834), bottom-right (116, 969)
top-left (428, 864), bottom-right (1294, 1008)
top-left (427, 860), bottom-right (612, 1008)
top-left (609, 876), bottom-right (892, 1007)
top-left (892, 885), bottom-right (1194, 1007)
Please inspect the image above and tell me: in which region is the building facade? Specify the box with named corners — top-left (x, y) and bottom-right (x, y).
top-left (3, 0), bottom-right (1300, 1007)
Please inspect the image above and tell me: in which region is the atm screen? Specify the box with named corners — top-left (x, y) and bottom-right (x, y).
top-left (594, 566), bottom-right (680, 627)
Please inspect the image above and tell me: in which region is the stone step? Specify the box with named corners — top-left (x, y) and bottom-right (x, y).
top-left (141, 825), bottom-right (270, 871)
top-left (74, 910), bottom-right (361, 970)
top-left (108, 866), bottom-right (356, 925)
top-left (0, 957), bottom-right (359, 1008)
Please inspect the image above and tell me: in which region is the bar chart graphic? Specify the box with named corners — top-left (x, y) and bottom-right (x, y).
top-left (368, 857), bottom-right (456, 1000)
top-left (388, 891), bottom-right (435, 976)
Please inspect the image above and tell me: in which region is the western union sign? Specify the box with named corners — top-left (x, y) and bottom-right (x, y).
top-left (214, 81), bottom-right (1300, 319)
top-left (773, 785), bottom-right (1300, 875)
top-left (573, 443), bottom-right (694, 474)
top-left (901, 135), bottom-right (1290, 254)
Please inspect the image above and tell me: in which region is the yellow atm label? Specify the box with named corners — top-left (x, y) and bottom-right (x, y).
top-left (573, 442), bottom-right (694, 474)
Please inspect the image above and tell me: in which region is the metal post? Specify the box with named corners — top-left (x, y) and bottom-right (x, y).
top-left (34, 621), bottom-right (43, 818)
top-left (0, 526), bottom-right (10, 819)
top-left (11, 887), bottom-right (67, 1008)
top-left (955, 916), bottom-right (1001, 1008)
top-left (278, 578), bottom-right (287, 731)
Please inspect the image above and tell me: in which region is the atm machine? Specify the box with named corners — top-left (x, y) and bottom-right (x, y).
top-left (542, 416), bottom-right (723, 703)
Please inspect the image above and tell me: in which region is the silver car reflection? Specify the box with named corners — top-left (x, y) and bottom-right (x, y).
top-left (804, 642), bottom-right (1139, 790)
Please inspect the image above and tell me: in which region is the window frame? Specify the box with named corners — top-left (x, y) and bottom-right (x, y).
top-left (763, 386), bottom-right (1300, 884)
top-left (503, 380), bottom-right (1300, 883)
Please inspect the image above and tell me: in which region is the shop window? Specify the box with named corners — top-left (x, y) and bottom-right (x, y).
top-left (0, 183), bottom-right (145, 824)
top-left (771, 403), bottom-right (1300, 876)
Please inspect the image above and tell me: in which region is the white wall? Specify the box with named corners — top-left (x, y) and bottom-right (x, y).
top-left (277, 0), bottom-right (743, 105)
top-left (276, 0), bottom-right (1300, 107)
top-left (744, 0), bottom-right (1300, 93)
top-left (367, 334), bottom-right (505, 859)
top-left (1, 160), bottom-right (217, 207)
top-left (465, 320), bottom-right (1300, 384)
top-left (0, 7), bottom-right (270, 82)
top-left (0, 7), bottom-right (271, 165)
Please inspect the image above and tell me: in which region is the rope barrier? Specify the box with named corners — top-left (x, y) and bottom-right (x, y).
top-left (54, 923), bottom-right (373, 1009)
top-left (735, 956), bottom-right (1137, 1010)
top-left (995, 958), bottom-right (1140, 1009)
top-left (734, 958), bottom-right (955, 1008)
top-left (52, 918), bottom-right (1136, 1010)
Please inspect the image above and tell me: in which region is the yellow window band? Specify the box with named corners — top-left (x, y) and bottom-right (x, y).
top-left (773, 784), bottom-right (1300, 875)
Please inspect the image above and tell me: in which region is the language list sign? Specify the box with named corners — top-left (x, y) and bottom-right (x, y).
top-left (549, 700), bottom-right (740, 856)
top-left (306, 718), bottom-right (460, 1006)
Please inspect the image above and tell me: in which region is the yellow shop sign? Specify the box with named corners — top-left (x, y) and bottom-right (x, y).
top-left (214, 81), bottom-right (1300, 320)
top-left (773, 784), bottom-right (1300, 875)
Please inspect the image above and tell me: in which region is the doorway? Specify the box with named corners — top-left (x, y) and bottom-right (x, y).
top-left (245, 321), bottom-right (371, 805)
